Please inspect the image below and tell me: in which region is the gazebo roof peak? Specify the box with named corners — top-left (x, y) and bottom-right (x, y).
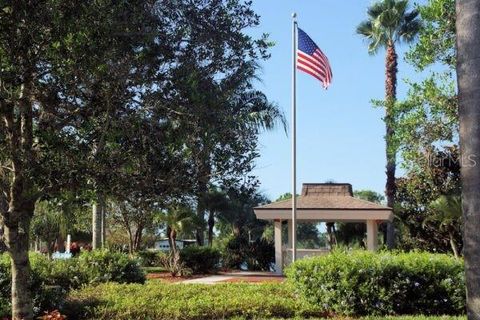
top-left (301, 183), bottom-right (352, 197)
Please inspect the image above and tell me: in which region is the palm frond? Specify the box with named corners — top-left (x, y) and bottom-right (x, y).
top-left (398, 17), bottom-right (422, 43)
top-left (356, 20), bottom-right (374, 37)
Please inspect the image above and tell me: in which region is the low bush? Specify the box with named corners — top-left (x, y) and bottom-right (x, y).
top-left (136, 250), bottom-right (166, 267)
top-left (180, 246), bottom-right (220, 274)
top-left (64, 282), bottom-right (324, 320)
top-left (76, 250), bottom-right (145, 285)
top-left (0, 250), bottom-right (145, 318)
top-left (286, 250), bottom-right (465, 316)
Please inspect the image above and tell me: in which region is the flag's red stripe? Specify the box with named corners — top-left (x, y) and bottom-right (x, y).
top-left (312, 50), bottom-right (332, 73)
top-left (298, 60), bottom-right (326, 79)
top-left (297, 58), bottom-right (327, 79)
top-left (297, 57), bottom-right (327, 79)
top-left (297, 51), bottom-right (327, 75)
top-left (313, 49), bottom-right (331, 77)
top-left (312, 50), bottom-right (332, 79)
top-left (297, 65), bottom-right (325, 84)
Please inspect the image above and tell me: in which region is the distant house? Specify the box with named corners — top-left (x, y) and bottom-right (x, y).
top-left (153, 239), bottom-right (197, 251)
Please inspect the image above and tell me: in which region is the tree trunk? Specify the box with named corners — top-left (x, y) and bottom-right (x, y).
top-left (326, 222), bottom-right (337, 248)
top-left (126, 227), bottom-right (134, 254)
top-left (4, 209), bottom-right (34, 320)
top-left (133, 225), bottom-right (144, 252)
top-left (169, 228), bottom-right (177, 256)
top-left (385, 40), bottom-right (398, 249)
top-left (101, 204), bottom-right (106, 249)
top-left (232, 224), bottom-right (241, 237)
top-left (56, 234), bottom-right (65, 253)
top-left (207, 210), bottom-right (214, 247)
top-left (92, 202), bottom-right (102, 249)
top-left (195, 190), bottom-right (206, 246)
top-left (456, 1), bottom-right (480, 317)
top-left (449, 231), bottom-right (460, 259)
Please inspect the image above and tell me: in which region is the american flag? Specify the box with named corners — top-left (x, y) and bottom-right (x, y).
top-left (297, 28), bottom-right (332, 89)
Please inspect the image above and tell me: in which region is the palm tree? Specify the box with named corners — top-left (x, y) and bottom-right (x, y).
top-left (357, 0), bottom-right (421, 248)
top-left (456, 1), bottom-right (480, 317)
top-left (156, 204), bottom-right (195, 256)
top-left (428, 195), bottom-right (462, 259)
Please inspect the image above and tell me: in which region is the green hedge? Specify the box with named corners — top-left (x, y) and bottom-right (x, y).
top-left (0, 250), bottom-right (145, 317)
top-left (180, 246), bottom-right (220, 274)
top-left (64, 282), bottom-right (323, 319)
top-left (286, 250), bottom-right (465, 316)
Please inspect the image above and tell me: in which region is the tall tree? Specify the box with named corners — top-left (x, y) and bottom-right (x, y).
top-left (456, 0), bottom-right (480, 317)
top-left (357, 0), bottom-right (422, 248)
top-left (392, 0), bottom-right (460, 254)
top-left (0, 1), bottom-right (163, 318)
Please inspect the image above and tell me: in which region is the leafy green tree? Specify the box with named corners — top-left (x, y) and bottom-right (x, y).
top-left (0, 1), bottom-right (165, 317)
top-left (396, 147), bottom-right (461, 253)
top-left (456, 0), bottom-right (480, 316)
top-left (357, 0), bottom-right (422, 248)
top-left (394, 0), bottom-right (461, 255)
top-left (154, 1), bottom-right (284, 244)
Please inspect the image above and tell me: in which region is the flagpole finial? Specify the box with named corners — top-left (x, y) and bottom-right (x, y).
top-left (292, 12), bottom-right (297, 20)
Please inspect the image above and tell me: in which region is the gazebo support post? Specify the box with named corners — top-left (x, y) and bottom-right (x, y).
top-left (366, 220), bottom-right (378, 251)
top-left (274, 220), bottom-right (283, 274)
top-left (287, 220), bottom-right (293, 248)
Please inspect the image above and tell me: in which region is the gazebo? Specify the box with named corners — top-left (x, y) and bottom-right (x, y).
top-left (254, 183), bottom-right (393, 273)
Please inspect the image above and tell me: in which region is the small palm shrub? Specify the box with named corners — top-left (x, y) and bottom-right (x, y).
top-left (159, 252), bottom-right (192, 277)
top-left (286, 250), bottom-right (465, 316)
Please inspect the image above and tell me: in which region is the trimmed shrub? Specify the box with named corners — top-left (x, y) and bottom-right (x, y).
top-left (179, 246), bottom-right (220, 274)
top-left (76, 250), bottom-right (145, 285)
top-left (64, 282), bottom-right (324, 320)
top-left (286, 250), bottom-right (465, 316)
top-left (136, 250), bottom-right (165, 267)
top-left (0, 250), bottom-right (145, 318)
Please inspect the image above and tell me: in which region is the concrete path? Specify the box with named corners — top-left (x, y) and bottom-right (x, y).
top-left (180, 275), bottom-right (232, 284)
top-left (179, 271), bottom-right (284, 284)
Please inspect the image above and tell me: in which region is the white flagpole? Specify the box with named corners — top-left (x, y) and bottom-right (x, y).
top-left (291, 13), bottom-right (297, 263)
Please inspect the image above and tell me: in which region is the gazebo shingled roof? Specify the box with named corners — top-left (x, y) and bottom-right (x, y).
top-left (255, 183), bottom-right (391, 211)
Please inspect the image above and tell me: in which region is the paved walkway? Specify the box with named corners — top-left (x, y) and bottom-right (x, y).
top-left (179, 271), bottom-right (284, 284)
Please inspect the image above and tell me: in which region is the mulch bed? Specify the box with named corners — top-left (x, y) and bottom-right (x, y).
top-left (146, 272), bottom-right (207, 283)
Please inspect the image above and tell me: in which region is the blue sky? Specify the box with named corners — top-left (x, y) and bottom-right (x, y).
top-left (249, 0), bottom-right (424, 201)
